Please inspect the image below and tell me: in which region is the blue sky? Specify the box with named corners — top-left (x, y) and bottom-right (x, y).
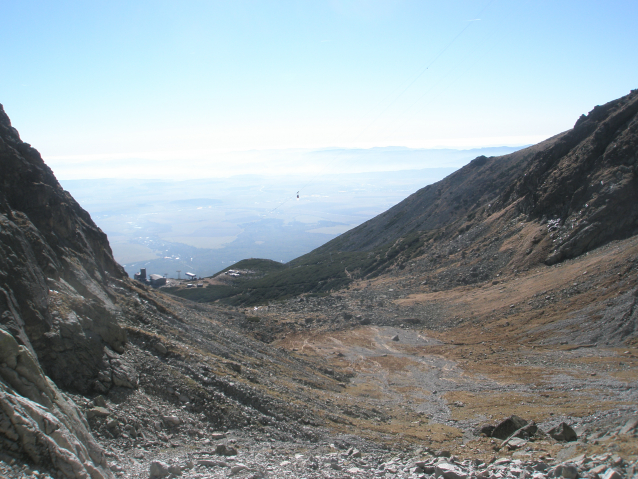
top-left (2, 0), bottom-right (637, 178)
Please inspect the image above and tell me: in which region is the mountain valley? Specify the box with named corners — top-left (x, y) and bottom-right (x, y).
top-left (1, 90), bottom-right (638, 479)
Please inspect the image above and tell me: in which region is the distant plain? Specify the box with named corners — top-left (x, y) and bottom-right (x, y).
top-left (60, 146), bottom-right (523, 278)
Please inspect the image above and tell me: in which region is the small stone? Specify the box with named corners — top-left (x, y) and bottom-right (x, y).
top-left (215, 444), bottom-right (238, 456)
top-left (162, 415), bottom-right (182, 427)
top-left (590, 465), bottom-right (607, 475)
top-left (391, 334), bottom-right (400, 341)
top-left (106, 418), bottom-right (119, 429)
top-left (601, 469), bottom-right (622, 479)
top-left (610, 455), bottom-right (623, 467)
top-left (619, 417), bottom-right (638, 435)
top-left (149, 461), bottom-right (170, 478)
top-left (560, 463), bottom-right (578, 479)
top-left (548, 422), bottom-right (578, 442)
top-left (155, 343), bottom-right (168, 355)
top-left (86, 407), bottom-right (110, 418)
top-left (230, 464), bottom-right (248, 475)
top-left (506, 437), bottom-right (527, 450)
top-left (435, 462), bottom-right (467, 479)
top-left (168, 464), bottom-right (182, 475)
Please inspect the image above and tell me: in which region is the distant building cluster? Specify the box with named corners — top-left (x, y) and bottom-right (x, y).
top-left (225, 270), bottom-right (241, 277)
top-left (133, 268), bottom-right (167, 287)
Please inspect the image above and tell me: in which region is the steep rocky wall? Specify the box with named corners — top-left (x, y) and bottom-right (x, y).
top-left (0, 329), bottom-right (113, 479)
top-left (504, 90), bottom-right (638, 264)
top-left (0, 104), bottom-right (136, 476)
top-left (0, 103), bottom-right (134, 393)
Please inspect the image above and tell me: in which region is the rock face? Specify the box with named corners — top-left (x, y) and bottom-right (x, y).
top-left (503, 90), bottom-right (638, 265)
top-left (0, 329), bottom-right (112, 478)
top-left (0, 104), bottom-right (131, 393)
top-left (0, 103), bottom-right (125, 477)
top-left (317, 90), bottom-right (638, 266)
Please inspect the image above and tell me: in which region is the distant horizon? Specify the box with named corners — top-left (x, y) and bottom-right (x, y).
top-left (48, 144), bottom-right (527, 181)
top-left (2, 1), bottom-right (635, 180)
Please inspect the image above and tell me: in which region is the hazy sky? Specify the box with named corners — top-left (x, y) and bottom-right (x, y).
top-left (2, 1), bottom-right (637, 178)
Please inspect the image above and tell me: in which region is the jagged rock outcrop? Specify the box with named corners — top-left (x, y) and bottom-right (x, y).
top-left (0, 103), bottom-right (136, 476)
top-left (316, 90), bottom-right (638, 267)
top-left (0, 329), bottom-right (111, 478)
top-left (505, 91), bottom-right (638, 264)
top-left (0, 103), bottom-right (135, 393)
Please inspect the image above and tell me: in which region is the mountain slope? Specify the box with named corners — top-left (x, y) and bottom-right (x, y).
top-left (321, 90), bottom-right (638, 262)
top-left (172, 90), bottom-right (638, 305)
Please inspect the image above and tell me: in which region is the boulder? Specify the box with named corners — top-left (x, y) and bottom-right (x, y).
top-left (619, 416), bottom-right (638, 435)
top-left (475, 424), bottom-right (495, 437)
top-left (548, 422), bottom-right (577, 442)
top-left (0, 328), bottom-right (114, 479)
top-left (215, 444), bottom-right (238, 456)
top-left (491, 415), bottom-right (528, 440)
top-left (162, 415), bottom-right (182, 427)
top-left (435, 462), bottom-right (468, 479)
top-left (149, 461), bottom-right (170, 478)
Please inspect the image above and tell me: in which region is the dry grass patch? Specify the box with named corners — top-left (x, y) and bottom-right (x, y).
top-left (443, 390), bottom-right (629, 423)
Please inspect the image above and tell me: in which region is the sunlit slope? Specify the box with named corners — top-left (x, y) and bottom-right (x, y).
top-left (166, 90), bottom-right (638, 305)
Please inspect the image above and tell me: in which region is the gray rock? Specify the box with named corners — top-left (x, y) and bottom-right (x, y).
top-left (155, 343), bottom-right (168, 355)
top-left (230, 464), bottom-right (249, 475)
top-left (149, 461), bottom-right (170, 478)
top-left (435, 462), bottom-right (467, 479)
top-left (168, 464), bottom-right (182, 475)
top-left (619, 417), bottom-right (638, 435)
top-left (391, 334), bottom-right (400, 341)
top-left (476, 424), bottom-right (495, 437)
top-left (87, 406), bottom-right (110, 418)
top-left (215, 444), bottom-right (238, 456)
top-left (492, 415), bottom-right (528, 440)
top-left (549, 422), bottom-right (578, 442)
top-left (505, 437), bottom-right (527, 450)
top-left (560, 463), bottom-right (578, 479)
top-left (162, 415), bottom-right (182, 427)
top-left (0, 328), bottom-right (113, 479)
top-left (601, 469), bottom-right (623, 479)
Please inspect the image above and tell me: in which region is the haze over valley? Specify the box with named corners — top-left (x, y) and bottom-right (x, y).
top-left (60, 146), bottom-right (521, 278)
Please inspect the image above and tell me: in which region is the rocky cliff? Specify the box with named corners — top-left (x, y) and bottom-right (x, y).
top-left (0, 103), bottom-right (136, 478)
top-left (319, 89), bottom-right (638, 266)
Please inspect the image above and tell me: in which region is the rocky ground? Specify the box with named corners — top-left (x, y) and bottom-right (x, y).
top-left (2, 94), bottom-right (638, 478)
top-left (2, 216), bottom-right (637, 479)
top-left (17, 232), bottom-right (629, 479)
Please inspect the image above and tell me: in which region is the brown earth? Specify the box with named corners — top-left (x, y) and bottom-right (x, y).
top-left (254, 232), bottom-right (638, 462)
